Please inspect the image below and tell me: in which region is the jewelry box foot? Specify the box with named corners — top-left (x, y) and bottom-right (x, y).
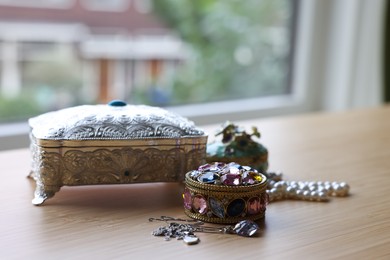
top-left (32, 185), bottom-right (60, 206)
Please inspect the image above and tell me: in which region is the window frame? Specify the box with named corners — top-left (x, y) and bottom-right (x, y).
top-left (0, 0), bottom-right (74, 9)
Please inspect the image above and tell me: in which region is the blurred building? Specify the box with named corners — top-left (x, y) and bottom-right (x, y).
top-left (0, 0), bottom-right (187, 103)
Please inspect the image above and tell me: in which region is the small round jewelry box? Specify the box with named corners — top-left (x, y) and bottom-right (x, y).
top-left (183, 162), bottom-right (268, 224)
top-left (28, 101), bottom-right (207, 205)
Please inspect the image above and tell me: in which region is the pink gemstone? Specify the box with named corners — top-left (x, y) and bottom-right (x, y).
top-left (247, 197), bottom-right (261, 215)
top-left (183, 188), bottom-right (192, 210)
top-left (192, 195), bottom-right (208, 214)
top-left (221, 173), bottom-right (241, 186)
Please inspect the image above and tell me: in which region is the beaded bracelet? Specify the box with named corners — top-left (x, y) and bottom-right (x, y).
top-left (265, 171), bottom-right (350, 202)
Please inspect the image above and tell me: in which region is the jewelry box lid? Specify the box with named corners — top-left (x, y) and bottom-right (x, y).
top-left (29, 100), bottom-right (205, 140)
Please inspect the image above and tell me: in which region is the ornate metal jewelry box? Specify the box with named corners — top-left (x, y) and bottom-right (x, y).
top-left (28, 101), bottom-right (207, 205)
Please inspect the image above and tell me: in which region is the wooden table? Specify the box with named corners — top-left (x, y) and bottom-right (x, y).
top-left (1, 106), bottom-right (390, 259)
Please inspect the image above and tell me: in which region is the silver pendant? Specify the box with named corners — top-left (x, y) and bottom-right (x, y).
top-left (183, 235), bottom-right (200, 245)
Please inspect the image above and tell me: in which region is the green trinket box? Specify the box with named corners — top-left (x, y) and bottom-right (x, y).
top-left (206, 122), bottom-right (268, 173)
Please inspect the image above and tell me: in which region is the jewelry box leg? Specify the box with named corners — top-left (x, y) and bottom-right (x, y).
top-left (27, 171), bottom-right (34, 179)
top-left (32, 184), bottom-right (61, 206)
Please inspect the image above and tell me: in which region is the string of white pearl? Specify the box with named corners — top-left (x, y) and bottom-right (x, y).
top-left (266, 172), bottom-right (350, 202)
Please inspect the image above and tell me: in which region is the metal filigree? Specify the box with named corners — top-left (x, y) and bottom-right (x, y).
top-left (29, 104), bottom-right (205, 140)
top-left (30, 142), bottom-right (206, 205)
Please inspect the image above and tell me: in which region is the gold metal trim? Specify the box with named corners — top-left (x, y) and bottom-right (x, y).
top-left (184, 209), bottom-right (265, 224)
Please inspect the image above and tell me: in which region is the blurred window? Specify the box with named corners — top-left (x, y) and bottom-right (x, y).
top-left (0, 0), bottom-right (297, 123)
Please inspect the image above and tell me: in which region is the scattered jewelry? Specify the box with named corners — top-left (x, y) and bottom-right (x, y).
top-left (146, 121), bottom-right (352, 245)
top-left (149, 216), bottom-right (259, 245)
top-left (150, 168), bottom-right (350, 245)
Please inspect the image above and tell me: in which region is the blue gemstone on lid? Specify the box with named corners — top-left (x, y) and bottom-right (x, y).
top-left (108, 100), bottom-right (127, 107)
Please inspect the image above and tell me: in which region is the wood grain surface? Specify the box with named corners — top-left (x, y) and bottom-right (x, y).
top-left (1, 106), bottom-right (390, 259)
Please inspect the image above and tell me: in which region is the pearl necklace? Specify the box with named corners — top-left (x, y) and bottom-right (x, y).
top-left (265, 172), bottom-right (350, 202)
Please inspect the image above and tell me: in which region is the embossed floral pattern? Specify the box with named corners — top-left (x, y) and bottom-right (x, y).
top-left (29, 104), bottom-right (205, 140)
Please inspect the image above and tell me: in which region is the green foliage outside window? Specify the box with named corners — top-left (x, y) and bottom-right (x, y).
top-left (150, 0), bottom-right (293, 105)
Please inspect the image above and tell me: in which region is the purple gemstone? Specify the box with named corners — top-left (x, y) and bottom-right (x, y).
top-left (233, 220), bottom-right (259, 237)
top-left (247, 197), bottom-right (261, 215)
top-left (183, 188), bottom-right (192, 210)
top-left (221, 173), bottom-right (241, 186)
top-left (242, 171), bottom-right (255, 185)
top-left (192, 195), bottom-right (208, 215)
